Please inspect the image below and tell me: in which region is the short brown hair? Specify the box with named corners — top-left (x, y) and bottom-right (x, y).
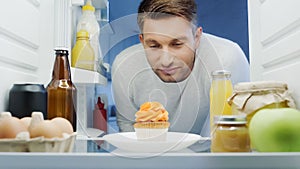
top-left (137, 0), bottom-right (198, 32)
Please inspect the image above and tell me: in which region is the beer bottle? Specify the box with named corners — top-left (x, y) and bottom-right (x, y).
top-left (47, 48), bottom-right (77, 131)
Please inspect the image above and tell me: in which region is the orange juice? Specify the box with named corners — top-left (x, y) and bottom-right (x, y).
top-left (210, 70), bottom-right (233, 135)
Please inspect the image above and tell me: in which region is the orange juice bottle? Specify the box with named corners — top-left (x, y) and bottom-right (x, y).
top-left (210, 70), bottom-right (233, 136)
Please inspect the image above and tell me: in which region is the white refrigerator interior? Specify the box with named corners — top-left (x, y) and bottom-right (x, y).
top-left (0, 0), bottom-right (300, 168)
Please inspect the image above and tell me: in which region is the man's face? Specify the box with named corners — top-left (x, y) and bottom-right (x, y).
top-left (140, 16), bottom-right (202, 82)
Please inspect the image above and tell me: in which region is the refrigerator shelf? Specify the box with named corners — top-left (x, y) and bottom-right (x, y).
top-left (71, 67), bottom-right (107, 85)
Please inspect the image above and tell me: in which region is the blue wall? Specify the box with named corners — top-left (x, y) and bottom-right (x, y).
top-left (104, 0), bottom-right (249, 76)
top-left (196, 0), bottom-right (249, 62)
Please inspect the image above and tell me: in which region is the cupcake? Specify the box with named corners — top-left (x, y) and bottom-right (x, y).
top-left (134, 102), bottom-right (170, 141)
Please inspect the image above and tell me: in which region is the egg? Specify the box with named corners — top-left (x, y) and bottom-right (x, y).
top-left (0, 112), bottom-right (27, 139)
top-left (29, 120), bottom-right (63, 138)
top-left (51, 117), bottom-right (73, 134)
top-left (29, 112), bottom-right (64, 138)
top-left (20, 117), bottom-right (32, 129)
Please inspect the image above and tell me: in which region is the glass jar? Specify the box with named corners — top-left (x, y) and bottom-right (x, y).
top-left (210, 70), bottom-right (233, 135)
top-left (211, 115), bottom-right (250, 152)
top-left (228, 81), bottom-right (296, 127)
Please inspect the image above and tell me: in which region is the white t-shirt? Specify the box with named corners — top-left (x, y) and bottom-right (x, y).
top-left (112, 33), bottom-right (250, 137)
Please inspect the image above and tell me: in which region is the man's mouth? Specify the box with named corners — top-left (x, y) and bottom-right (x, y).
top-left (159, 67), bottom-right (179, 75)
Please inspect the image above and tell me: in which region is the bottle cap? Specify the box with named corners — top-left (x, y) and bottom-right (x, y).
top-left (54, 47), bottom-right (69, 55)
top-left (211, 70), bottom-right (231, 78)
top-left (97, 97), bottom-right (104, 109)
top-left (82, 0), bottom-right (95, 12)
top-left (76, 30), bottom-right (89, 38)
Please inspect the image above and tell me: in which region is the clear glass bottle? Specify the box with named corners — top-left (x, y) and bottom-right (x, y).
top-left (71, 29), bottom-right (95, 71)
top-left (210, 70), bottom-right (233, 136)
top-left (47, 48), bottom-right (77, 131)
top-left (211, 115), bottom-right (250, 152)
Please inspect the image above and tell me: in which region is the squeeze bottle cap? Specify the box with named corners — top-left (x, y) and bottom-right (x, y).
top-left (97, 97), bottom-right (105, 109)
top-left (76, 30), bottom-right (89, 38)
top-left (82, 0), bottom-right (95, 12)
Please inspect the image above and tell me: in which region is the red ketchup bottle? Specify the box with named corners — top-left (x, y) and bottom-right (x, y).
top-left (93, 96), bottom-right (107, 133)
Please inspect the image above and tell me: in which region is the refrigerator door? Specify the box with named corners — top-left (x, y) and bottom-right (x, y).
top-left (0, 0), bottom-right (55, 110)
top-left (248, 0), bottom-right (300, 107)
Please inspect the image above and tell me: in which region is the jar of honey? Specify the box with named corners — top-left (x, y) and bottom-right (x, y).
top-left (228, 81), bottom-right (296, 127)
top-left (211, 115), bottom-right (250, 152)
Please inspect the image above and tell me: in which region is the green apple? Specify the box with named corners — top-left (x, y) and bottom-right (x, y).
top-left (249, 108), bottom-right (300, 152)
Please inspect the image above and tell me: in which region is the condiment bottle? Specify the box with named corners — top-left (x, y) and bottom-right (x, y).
top-left (211, 115), bottom-right (250, 152)
top-left (210, 70), bottom-right (233, 135)
top-left (71, 29), bottom-right (95, 71)
top-left (47, 48), bottom-right (77, 131)
top-left (76, 0), bottom-right (102, 72)
top-left (93, 96), bottom-right (107, 133)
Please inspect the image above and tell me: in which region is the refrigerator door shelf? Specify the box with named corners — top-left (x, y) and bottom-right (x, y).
top-left (71, 67), bottom-right (107, 85)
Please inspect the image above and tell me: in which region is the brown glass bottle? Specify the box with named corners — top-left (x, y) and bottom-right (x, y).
top-left (47, 48), bottom-right (77, 131)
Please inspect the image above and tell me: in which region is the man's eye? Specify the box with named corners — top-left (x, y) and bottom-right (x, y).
top-left (149, 44), bottom-right (160, 48)
top-left (172, 43), bottom-right (183, 47)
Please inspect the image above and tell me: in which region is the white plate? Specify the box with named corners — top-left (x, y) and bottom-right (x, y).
top-left (103, 132), bottom-right (208, 153)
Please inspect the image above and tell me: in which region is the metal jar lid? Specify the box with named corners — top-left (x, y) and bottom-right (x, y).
top-left (211, 70), bottom-right (231, 78)
top-left (214, 115), bottom-right (247, 125)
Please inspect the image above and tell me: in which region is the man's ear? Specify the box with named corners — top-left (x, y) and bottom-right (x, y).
top-left (139, 34), bottom-right (144, 44)
top-left (194, 27), bottom-right (203, 48)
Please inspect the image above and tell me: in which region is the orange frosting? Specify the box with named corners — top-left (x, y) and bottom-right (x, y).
top-left (135, 102), bottom-right (169, 122)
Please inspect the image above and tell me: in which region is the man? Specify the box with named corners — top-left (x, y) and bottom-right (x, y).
top-left (112, 0), bottom-right (249, 137)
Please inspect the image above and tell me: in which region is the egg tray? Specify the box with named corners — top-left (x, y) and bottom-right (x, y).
top-left (0, 132), bottom-right (76, 152)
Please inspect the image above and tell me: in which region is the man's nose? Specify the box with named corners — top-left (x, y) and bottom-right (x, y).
top-left (160, 49), bottom-right (174, 67)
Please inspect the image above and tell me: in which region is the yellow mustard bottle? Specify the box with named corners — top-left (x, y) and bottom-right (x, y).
top-left (71, 30), bottom-right (95, 71)
top-left (209, 70), bottom-right (233, 136)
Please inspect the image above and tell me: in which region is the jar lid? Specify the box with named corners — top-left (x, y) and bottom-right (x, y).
top-left (234, 81), bottom-right (288, 92)
top-left (214, 115), bottom-right (247, 125)
top-left (211, 70), bottom-right (231, 78)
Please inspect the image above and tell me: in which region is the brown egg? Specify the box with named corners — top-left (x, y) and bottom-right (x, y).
top-left (20, 117), bottom-right (32, 129)
top-left (0, 112), bottom-right (27, 139)
top-left (51, 117), bottom-right (74, 134)
top-left (29, 120), bottom-right (63, 138)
